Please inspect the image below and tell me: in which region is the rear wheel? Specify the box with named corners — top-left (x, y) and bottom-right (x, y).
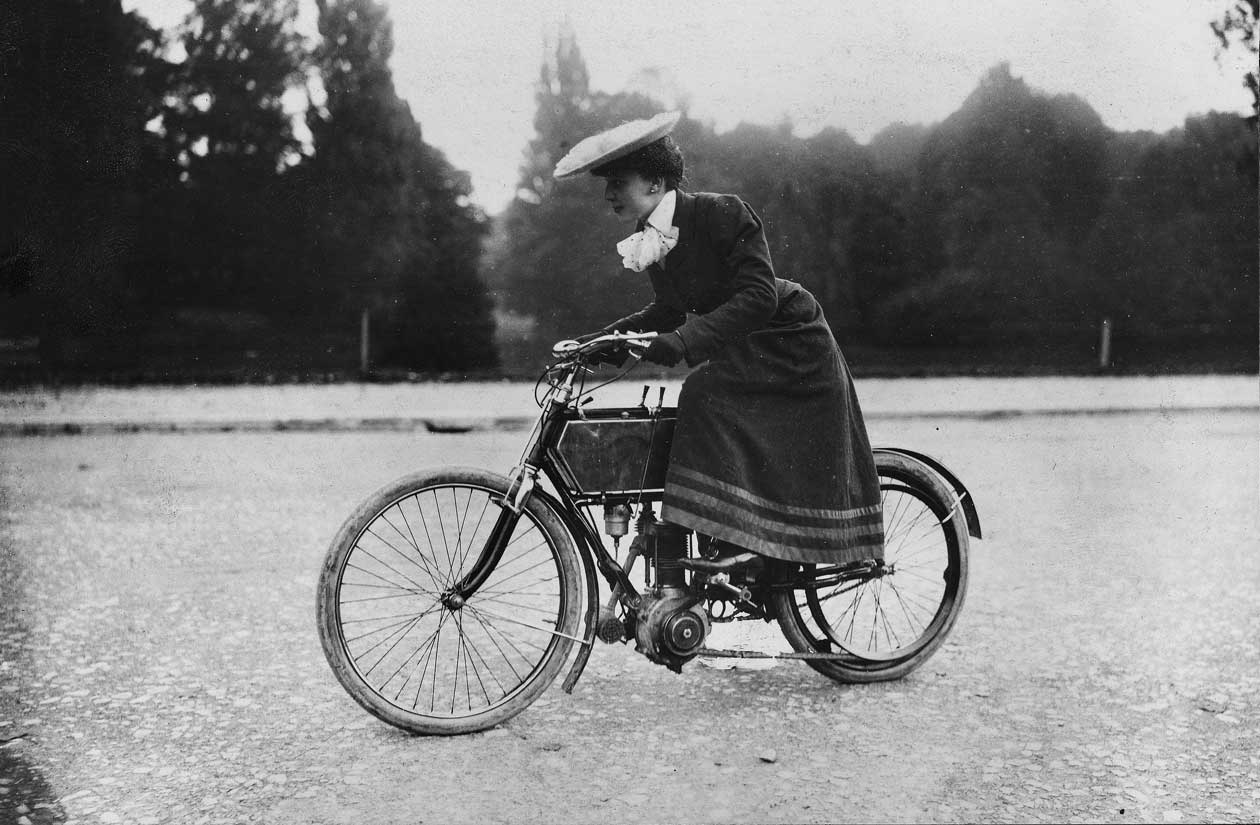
top-left (317, 468), bottom-right (583, 734)
top-left (771, 452), bottom-right (969, 682)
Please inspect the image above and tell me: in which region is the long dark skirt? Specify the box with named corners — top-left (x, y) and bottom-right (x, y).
top-left (661, 280), bottom-right (884, 564)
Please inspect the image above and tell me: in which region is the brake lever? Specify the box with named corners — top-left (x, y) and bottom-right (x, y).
top-left (625, 339), bottom-right (650, 360)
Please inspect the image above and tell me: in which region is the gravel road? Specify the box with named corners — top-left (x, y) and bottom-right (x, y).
top-left (1, 406), bottom-right (1257, 824)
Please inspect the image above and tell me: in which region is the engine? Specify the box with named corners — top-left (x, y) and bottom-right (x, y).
top-left (630, 520), bottom-right (709, 672)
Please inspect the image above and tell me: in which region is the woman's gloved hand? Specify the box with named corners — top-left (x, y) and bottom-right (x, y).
top-left (642, 332), bottom-right (686, 367)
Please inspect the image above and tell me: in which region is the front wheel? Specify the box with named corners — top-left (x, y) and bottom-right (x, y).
top-left (317, 467), bottom-right (584, 734)
top-left (771, 451), bottom-right (970, 682)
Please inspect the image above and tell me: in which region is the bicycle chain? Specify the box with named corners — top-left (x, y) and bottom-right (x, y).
top-left (697, 647), bottom-right (860, 661)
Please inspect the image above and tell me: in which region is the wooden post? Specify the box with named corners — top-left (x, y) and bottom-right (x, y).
top-left (1098, 317), bottom-right (1112, 369)
top-left (359, 308), bottom-right (370, 376)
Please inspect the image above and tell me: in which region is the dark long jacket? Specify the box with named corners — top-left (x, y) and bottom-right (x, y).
top-left (607, 191), bottom-right (780, 365)
top-left (605, 190), bottom-right (884, 564)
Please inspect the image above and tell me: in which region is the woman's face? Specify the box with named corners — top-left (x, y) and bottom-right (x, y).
top-left (601, 170), bottom-right (662, 225)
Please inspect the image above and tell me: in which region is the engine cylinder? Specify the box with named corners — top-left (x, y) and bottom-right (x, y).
top-left (650, 521), bottom-right (689, 590)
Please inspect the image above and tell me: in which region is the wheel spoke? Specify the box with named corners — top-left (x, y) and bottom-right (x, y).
top-left (321, 478), bottom-right (580, 731)
top-left (780, 468), bottom-right (965, 672)
top-left (379, 508), bottom-right (449, 589)
top-left (463, 603), bottom-right (578, 648)
top-left (431, 489), bottom-right (456, 584)
top-left (357, 614), bottom-right (428, 679)
top-left (473, 593), bottom-right (564, 618)
top-left (452, 486), bottom-right (470, 575)
top-left (885, 579), bottom-right (931, 632)
top-left (348, 544), bottom-right (440, 597)
top-left (476, 561), bottom-right (560, 597)
top-left (390, 622), bottom-right (443, 704)
top-left (462, 607), bottom-right (529, 684)
top-left (457, 623), bottom-right (501, 706)
top-left (404, 493), bottom-right (444, 586)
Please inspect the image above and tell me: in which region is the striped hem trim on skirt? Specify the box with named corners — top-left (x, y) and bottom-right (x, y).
top-left (670, 465), bottom-right (881, 524)
top-left (663, 465), bottom-right (885, 564)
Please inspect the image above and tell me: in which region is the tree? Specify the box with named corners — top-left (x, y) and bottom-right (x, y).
top-left (305, 0), bottom-right (495, 369)
top-left (885, 64), bottom-right (1111, 344)
top-left (0, 0), bottom-right (169, 342)
top-left (1088, 112), bottom-right (1258, 338)
top-left (156, 0), bottom-right (306, 311)
top-left (1211, 0), bottom-right (1258, 185)
top-left (492, 25), bottom-right (660, 363)
top-left (1212, 0), bottom-right (1259, 119)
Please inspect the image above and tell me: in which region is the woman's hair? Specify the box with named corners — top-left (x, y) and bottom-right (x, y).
top-left (592, 135), bottom-right (686, 190)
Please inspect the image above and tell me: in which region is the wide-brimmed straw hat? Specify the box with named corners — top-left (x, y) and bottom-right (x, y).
top-left (553, 111), bottom-right (681, 179)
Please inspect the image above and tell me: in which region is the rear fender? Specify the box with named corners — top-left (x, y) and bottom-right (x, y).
top-left (874, 447), bottom-right (983, 540)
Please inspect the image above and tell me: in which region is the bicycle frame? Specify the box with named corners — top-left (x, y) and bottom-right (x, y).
top-left (445, 333), bottom-right (940, 692)
top-left (443, 336), bottom-right (695, 687)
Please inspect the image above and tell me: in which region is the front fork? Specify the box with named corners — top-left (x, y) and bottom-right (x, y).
top-left (446, 463), bottom-right (538, 603)
top-left (448, 458), bottom-right (643, 610)
top-left (445, 459), bottom-right (641, 695)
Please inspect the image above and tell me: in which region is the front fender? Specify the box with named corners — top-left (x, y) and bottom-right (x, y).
top-left (530, 487), bottom-right (601, 693)
top-left (873, 447), bottom-right (983, 540)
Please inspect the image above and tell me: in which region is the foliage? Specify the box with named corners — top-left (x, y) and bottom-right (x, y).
top-left (879, 63), bottom-right (1112, 344)
top-left (2, 0), bottom-right (496, 375)
top-left (304, 0), bottom-right (496, 369)
top-left (0, 0), bottom-right (168, 334)
top-left (152, 0), bottom-right (306, 312)
top-left (1212, 0), bottom-right (1259, 119)
top-left (1087, 112), bottom-right (1258, 335)
top-left (491, 26), bottom-right (658, 353)
top-left (3, 10), bottom-right (1253, 379)
top-left (492, 46), bottom-right (1256, 365)
top-left (1211, 0), bottom-right (1258, 186)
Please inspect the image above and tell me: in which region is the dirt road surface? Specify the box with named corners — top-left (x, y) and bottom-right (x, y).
top-left (2, 408), bottom-right (1256, 823)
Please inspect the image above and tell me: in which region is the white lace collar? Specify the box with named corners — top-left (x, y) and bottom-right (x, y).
top-left (616, 190), bottom-right (679, 272)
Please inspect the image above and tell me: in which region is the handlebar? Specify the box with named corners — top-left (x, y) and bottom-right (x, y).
top-left (551, 331), bottom-right (657, 360)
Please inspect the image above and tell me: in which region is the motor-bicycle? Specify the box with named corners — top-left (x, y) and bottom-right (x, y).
top-left (316, 332), bottom-right (982, 735)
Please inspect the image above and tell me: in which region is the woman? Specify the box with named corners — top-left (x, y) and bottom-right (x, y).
top-left (554, 111), bottom-right (883, 568)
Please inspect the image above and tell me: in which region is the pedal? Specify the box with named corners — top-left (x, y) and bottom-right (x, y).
top-left (596, 609), bottom-right (626, 643)
top-left (705, 575), bottom-right (752, 603)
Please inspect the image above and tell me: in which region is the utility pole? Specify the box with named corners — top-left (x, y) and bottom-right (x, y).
top-left (1098, 317), bottom-right (1112, 370)
top-left (360, 308), bottom-right (370, 377)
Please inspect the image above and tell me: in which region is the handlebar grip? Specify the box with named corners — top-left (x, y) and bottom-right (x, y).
top-left (551, 331), bottom-right (658, 362)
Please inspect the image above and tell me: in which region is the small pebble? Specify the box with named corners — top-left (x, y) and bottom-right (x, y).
top-left (759, 749), bottom-right (777, 764)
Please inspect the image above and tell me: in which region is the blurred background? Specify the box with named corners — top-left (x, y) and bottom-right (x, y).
top-left (1, 0), bottom-right (1256, 383)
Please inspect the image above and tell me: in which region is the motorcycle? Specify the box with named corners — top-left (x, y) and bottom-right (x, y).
top-left (316, 331), bottom-right (982, 735)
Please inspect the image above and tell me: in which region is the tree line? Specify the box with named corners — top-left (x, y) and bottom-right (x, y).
top-left (2, 0), bottom-right (496, 376)
top-left (2, 3), bottom-right (1255, 379)
top-left (488, 28), bottom-right (1257, 371)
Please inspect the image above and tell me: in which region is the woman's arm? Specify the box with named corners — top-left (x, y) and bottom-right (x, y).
top-left (601, 273), bottom-right (687, 334)
top-left (674, 195), bottom-right (779, 363)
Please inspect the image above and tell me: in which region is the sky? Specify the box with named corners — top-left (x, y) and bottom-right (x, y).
top-left (129, 0), bottom-right (1255, 214)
